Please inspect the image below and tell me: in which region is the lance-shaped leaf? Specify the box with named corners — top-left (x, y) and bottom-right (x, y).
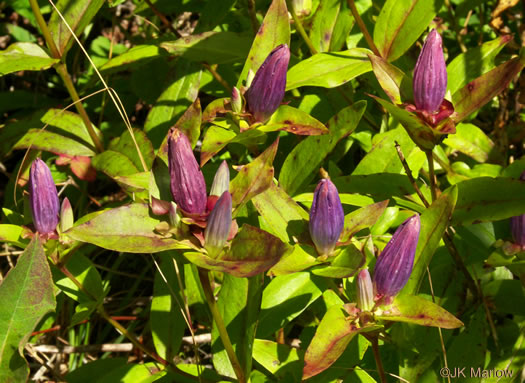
top-left (200, 124), bottom-right (267, 166)
top-left (309, 0), bottom-right (353, 53)
top-left (238, 0), bottom-right (290, 87)
top-left (176, 99), bottom-right (202, 149)
top-left (443, 123), bottom-right (496, 163)
top-left (303, 305), bottom-right (381, 379)
top-left (269, 244), bottom-right (317, 276)
top-left (339, 200), bottom-right (390, 243)
top-left (0, 42), bottom-right (58, 75)
top-left (451, 177), bottom-right (525, 225)
top-left (0, 237), bottom-right (56, 383)
top-left (253, 339), bottom-right (303, 380)
top-left (183, 225), bottom-right (292, 277)
top-left (403, 186), bottom-right (457, 295)
top-left (447, 35), bottom-right (512, 95)
top-left (260, 105), bottom-right (328, 135)
top-left (368, 54), bottom-right (411, 104)
top-left (310, 244), bottom-right (364, 278)
top-left (98, 45), bottom-right (163, 75)
top-left (0, 224), bottom-right (30, 248)
top-left (48, 0), bottom-right (105, 56)
top-left (66, 204), bottom-right (195, 253)
top-left (279, 102), bottom-right (366, 195)
top-left (230, 138), bottom-right (279, 209)
top-left (286, 49), bottom-right (372, 90)
top-left (373, 0), bottom-right (442, 62)
top-left (452, 56), bottom-right (525, 122)
top-left (376, 295), bottom-right (463, 329)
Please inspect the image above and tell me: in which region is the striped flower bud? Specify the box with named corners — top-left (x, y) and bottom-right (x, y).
top-left (29, 158), bottom-right (60, 235)
top-left (205, 191), bottom-right (232, 257)
top-left (245, 44), bottom-right (290, 123)
top-left (373, 215), bottom-right (420, 301)
top-left (413, 29), bottom-right (447, 113)
top-left (357, 269), bottom-right (374, 312)
top-left (60, 197), bottom-right (74, 232)
top-left (309, 179), bottom-right (344, 256)
top-left (168, 128), bottom-right (207, 214)
top-left (210, 160), bottom-right (230, 197)
top-left (231, 87), bottom-right (242, 114)
top-left (511, 171), bottom-right (525, 247)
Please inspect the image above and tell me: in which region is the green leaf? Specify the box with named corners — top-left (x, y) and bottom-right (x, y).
top-left (368, 54), bottom-right (412, 104)
top-left (261, 105), bottom-right (328, 135)
top-left (0, 224), bottom-right (30, 248)
top-left (92, 150), bottom-right (139, 179)
top-left (268, 244), bottom-right (317, 276)
top-left (483, 280), bottom-right (525, 316)
top-left (286, 49), bottom-right (372, 90)
top-left (66, 204), bottom-right (194, 253)
top-left (48, 0), bottom-right (105, 56)
top-left (377, 295), bottom-right (463, 328)
top-left (160, 32), bottom-right (253, 64)
top-left (443, 123), bottom-right (495, 163)
top-left (184, 225), bottom-right (291, 277)
top-left (99, 45), bottom-right (163, 74)
top-left (237, 0), bottom-right (290, 87)
top-left (144, 61), bottom-right (202, 147)
top-left (451, 177), bottom-right (525, 225)
top-left (404, 186), bottom-right (457, 295)
top-left (174, 98), bottom-right (202, 149)
top-left (279, 102), bottom-right (366, 195)
top-left (0, 237), bottom-right (56, 383)
top-left (452, 56), bottom-right (525, 122)
top-left (230, 138), bottom-right (278, 209)
top-left (252, 182), bottom-right (309, 243)
top-left (212, 274), bottom-right (263, 378)
top-left (333, 173), bottom-right (414, 202)
top-left (150, 253), bottom-right (185, 361)
top-left (309, 0), bottom-right (353, 53)
top-left (252, 339), bottom-right (303, 380)
top-left (310, 244), bottom-right (364, 278)
top-left (340, 200), bottom-right (390, 242)
top-left (54, 254), bottom-right (104, 304)
top-left (1, 109), bottom-right (100, 157)
top-left (447, 35), bottom-right (512, 95)
top-left (0, 42), bottom-right (58, 75)
top-left (258, 272), bottom-right (324, 337)
top-left (110, 128), bottom-right (155, 171)
top-left (303, 305), bottom-right (380, 379)
top-left (200, 122), bottom-right (266, 166)
top-left (373, 0), bottom-right (443, 62)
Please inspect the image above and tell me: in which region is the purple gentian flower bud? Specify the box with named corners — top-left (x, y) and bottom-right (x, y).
top-left (245, 44), bottom-right (290, 123)
top-left (210, 160), bottom-right (230, 197)
top-left (309, 179), bottom-right (344, 256)
top-left (205, 191), bottom-right (232, 257)
top-left (511, 171), bottom-right (525, 247)
top-left (413, 29), bottom-right (447, 113)
top-left (29, 158), bottom-right (60, 235)
top-left (168, 128), bottom-right (207, 214)
top-left (373, 215), bottom-right (420, 301)
top-left (357, 269), bottom-right (374, 312)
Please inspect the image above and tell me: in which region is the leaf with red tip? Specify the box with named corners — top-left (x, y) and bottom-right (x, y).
top-left (376, 295), bottom-right (463, 329)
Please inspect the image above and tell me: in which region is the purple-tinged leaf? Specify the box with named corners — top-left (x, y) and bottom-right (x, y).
top-left (230, 138), bottom-right (279, 209)
top-left (66, 204), bottom-right (195, 253)
top-left (369, 54), bottom-right (410, 104)
top-left (303, 305), bottom-right (381, 379)
top-left (452, 56), bottom-right (525, 122)
top-left (0, 237), bottom-right (56, 383)
top-left (376, 295), bottom-right (463, 329)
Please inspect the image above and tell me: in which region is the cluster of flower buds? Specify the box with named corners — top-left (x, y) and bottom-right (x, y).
top-left (309, 179), bottom-right (344, 256)
top-left (245, 44), bottom-right (290, 123)
top-left (410, 29), bottom-right (454, 127)
top-left (167, 128), bottom-right (233, 255)
top-left (29, 158), bottom-right (60, 235)
top-left (373, 215), bottom-right (420, 303)
top-left (511, 171), bottom-right (525, 249)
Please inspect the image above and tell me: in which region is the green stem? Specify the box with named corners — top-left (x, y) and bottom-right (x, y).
top-left (246, 0), bottom-right (260, 35)
top-left (198, 269), bottom-right (246, 383)
top-left (347, 0), bottom-right (381, 57)
top-left (287, 0), bottom-right (318, 55)
top-left (426, 150), bottom-right (437, 202)
top-left (29, 0), bottom-right (104, 153)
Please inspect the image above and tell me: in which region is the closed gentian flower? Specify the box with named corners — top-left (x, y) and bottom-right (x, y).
top-left (511, 171), bottom-right (525, 247)
top-left (309, 179), bottom-right (344, 256)
top-left (29, 158), bottom-right (60, 235)
top-left (245, 44), bottom-right (290, 123)
top-left (413, 29), bottom-right (447, 113)
top-left (231, 87), bottom-right (242, 114)
top-left (373, 215), bottom-right (420, 301)
top-left (357, 269), bottom-right (374, 312)
top-left (168, 128), bottom-right (207, 214)
top-left (60, 197), bottom-right (74, 232)
top-left (205, 191), bottom-right (232, 257)
top-left (210, 160), bottom-right (230, 197)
